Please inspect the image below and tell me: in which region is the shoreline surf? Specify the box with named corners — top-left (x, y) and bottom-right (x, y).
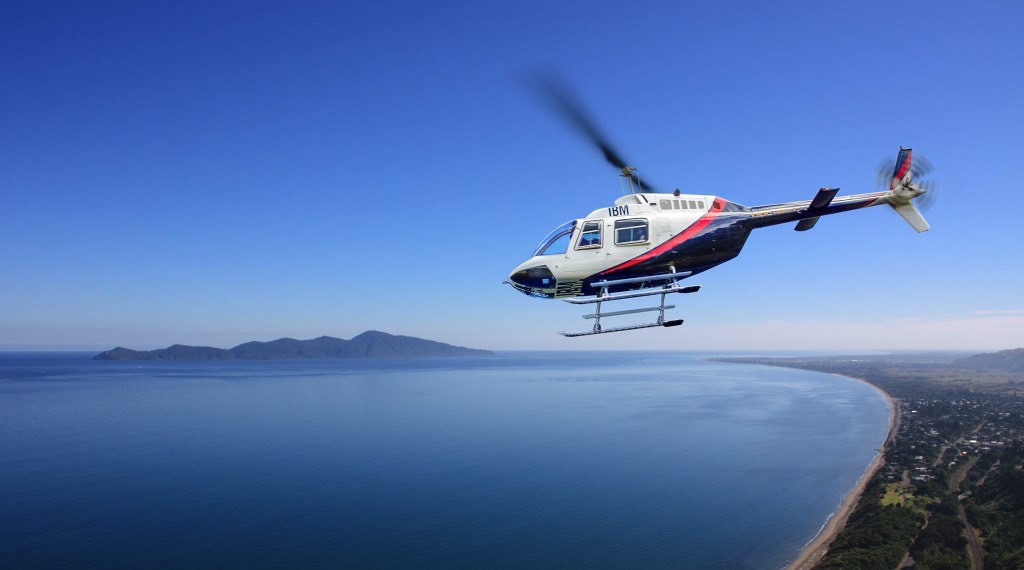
top-left (784, 373), bottom-right (897, 570)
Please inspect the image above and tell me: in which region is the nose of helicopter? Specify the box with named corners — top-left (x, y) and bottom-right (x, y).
top-left (506, 264), bottom-right (556, 298)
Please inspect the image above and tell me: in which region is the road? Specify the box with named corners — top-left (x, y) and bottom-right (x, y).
top-left (950, 457), bottom-right (984, 570)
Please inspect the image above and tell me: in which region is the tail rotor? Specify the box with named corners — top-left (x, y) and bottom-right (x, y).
top-left (876, 149), bottom-right (938, 213)
top-left (876, 148), bottom-right (936, 233)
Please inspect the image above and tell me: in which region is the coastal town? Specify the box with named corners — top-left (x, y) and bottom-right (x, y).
top-left (718, 350), bottom-right (1024, 569)
top-left (885, 395), bottom-right (1024, 491)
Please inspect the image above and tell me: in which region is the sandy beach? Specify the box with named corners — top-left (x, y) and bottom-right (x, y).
top-left (785, 375), bottom-right (898, 570)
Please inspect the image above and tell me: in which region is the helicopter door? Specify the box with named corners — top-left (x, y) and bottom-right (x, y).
top-left (575, 220), bottom-right (603, 251)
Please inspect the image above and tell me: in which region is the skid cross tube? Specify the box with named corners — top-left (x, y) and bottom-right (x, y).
top-left (583, 305), bottom-right (676, 319)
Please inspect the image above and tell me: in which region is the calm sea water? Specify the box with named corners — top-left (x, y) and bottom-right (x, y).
top-left (0, 351), bottom-right (889, 569)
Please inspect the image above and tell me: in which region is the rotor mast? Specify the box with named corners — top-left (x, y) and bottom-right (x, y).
top-left (619, 166), bottom-right (643, 195)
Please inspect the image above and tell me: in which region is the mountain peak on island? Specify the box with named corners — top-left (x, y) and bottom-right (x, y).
top-left (94, 332), bottom-right (492, 361)
top-left (351, 330), bottom-right (390, 340)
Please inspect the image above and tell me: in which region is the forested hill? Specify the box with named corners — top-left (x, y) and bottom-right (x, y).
top-left (954, 348), bottom-right (1024, 373)
top-left (95, 331), bottom-right (493, 360)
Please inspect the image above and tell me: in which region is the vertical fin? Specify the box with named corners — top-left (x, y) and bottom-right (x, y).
top-left (891, 148), bottom-right (913, 190)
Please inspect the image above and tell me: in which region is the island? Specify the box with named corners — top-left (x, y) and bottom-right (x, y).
top-left (94, 330), bottom-right (493, 360)
top-left (714, 350), bottom-right (1024, 569)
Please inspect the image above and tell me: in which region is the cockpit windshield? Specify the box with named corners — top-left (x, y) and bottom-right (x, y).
top-left (532, 220), bottom-right (576, 256)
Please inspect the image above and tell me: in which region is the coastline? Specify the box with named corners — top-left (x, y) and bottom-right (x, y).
top-left (784, 373), bottom-right (898, 570)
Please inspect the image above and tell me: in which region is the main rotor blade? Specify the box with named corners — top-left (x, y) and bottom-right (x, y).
top-left (526, 71), bottom-right (657, 192)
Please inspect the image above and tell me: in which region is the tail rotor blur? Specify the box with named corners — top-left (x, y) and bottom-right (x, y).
top-left (876, 149), bottom-right (938, 213)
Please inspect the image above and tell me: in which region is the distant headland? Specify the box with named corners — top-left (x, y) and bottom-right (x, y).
top-left (94, 331), bottom-right (493, 361)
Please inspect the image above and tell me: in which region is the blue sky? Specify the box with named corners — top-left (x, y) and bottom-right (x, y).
top-left (2, 1), bottom-right (1022, 351)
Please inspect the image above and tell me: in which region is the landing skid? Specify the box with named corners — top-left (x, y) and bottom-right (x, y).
top-left (560, 318), bottom-right (685, 337)
top-left (558, 273), bottom-right (699, 337)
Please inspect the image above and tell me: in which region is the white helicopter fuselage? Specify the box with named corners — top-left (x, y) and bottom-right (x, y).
top-left (565, 193), bottom-right (715, 277)
top-left (508, 191), bottom-right (737, 298)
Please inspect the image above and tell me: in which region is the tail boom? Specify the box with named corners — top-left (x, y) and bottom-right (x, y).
top-left (746, 147), bottom-right (930, 233)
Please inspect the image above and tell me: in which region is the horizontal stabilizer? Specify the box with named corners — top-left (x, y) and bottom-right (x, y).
top-left (891, 202), bottom-right (930, 232)
top-left (793, 187), bottom-right (838, 231)
top-left (809, 187), bottom-right (839, 209)
top-left (794, 217), bottom-right (820, 232)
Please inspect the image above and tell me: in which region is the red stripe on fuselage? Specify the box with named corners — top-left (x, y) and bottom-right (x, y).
top-left (861, 192), bottom-right (887, 208)
top-left (599, 197), bottom-right (726, 277)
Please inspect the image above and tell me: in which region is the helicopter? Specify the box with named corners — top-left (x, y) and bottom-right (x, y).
top-left (505, 79), bottom-right (934, 337)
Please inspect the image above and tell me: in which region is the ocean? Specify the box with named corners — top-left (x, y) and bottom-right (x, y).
top-left (0, 351), bottom-right (890, 569)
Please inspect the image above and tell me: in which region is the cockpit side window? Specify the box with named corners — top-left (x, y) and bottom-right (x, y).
top-left (532, 220), bottom-right (577, 256)
top-left (575, 221), bottom-right (602, 249)
top-left (614, 219), bottom-right (648, 245)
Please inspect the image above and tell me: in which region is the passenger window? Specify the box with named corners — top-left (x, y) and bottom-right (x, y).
top-left (673, 200), bottom-right (681, 209)
top-left (688, 200), bottom-right (697, 209)
top-left (659, 199), bottom-right (671, 210)
top-left (614, 219), bottom-right (648, 245)
top-left (576, 221), bottom-right (602, 249)
top-left (697, 201), bottom-right (705, 209)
